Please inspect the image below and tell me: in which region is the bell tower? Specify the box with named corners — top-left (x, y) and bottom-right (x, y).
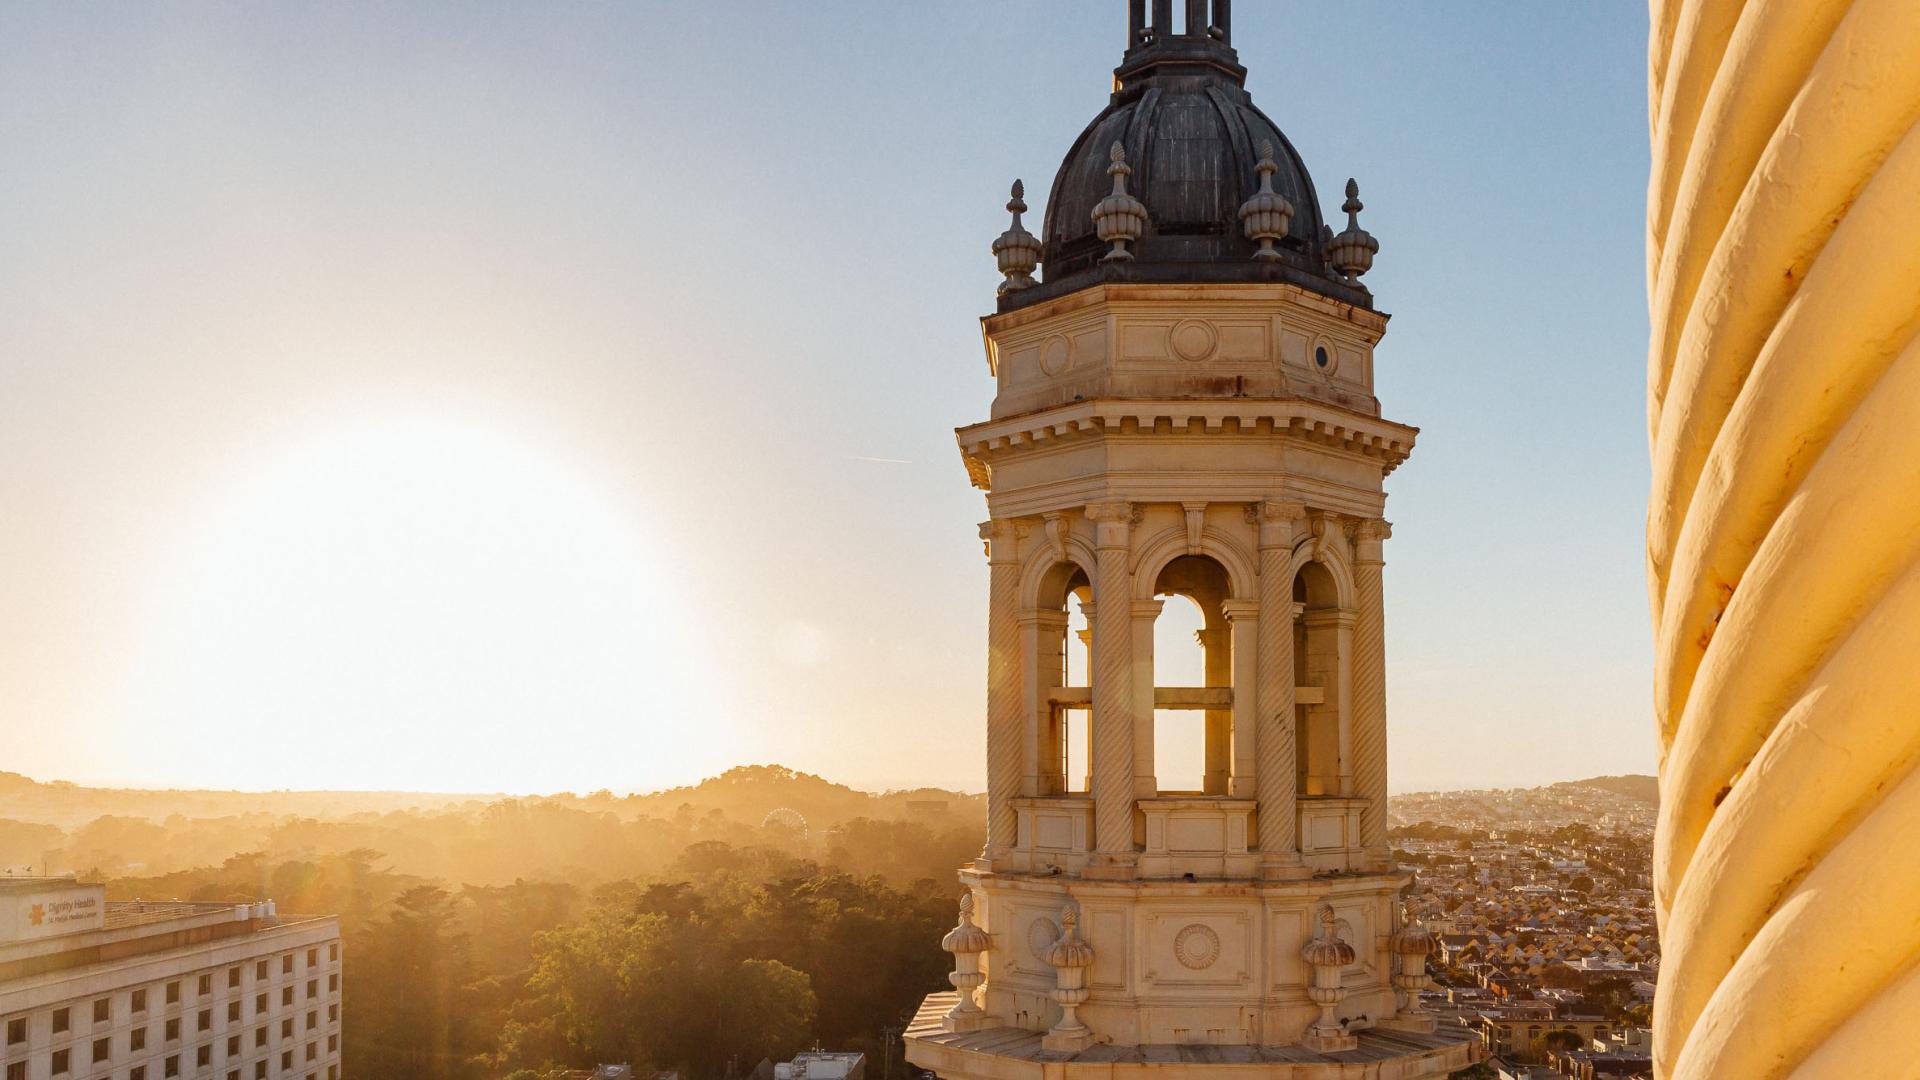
top-left (906, 5), bottom-right (1479, 1076)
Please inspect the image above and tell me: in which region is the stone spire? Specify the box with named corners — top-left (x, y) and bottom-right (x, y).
top-left (1239, 143), bottom-right (1296, 261)
top-left (1092, 143), bottom-right (1148, 263)
top-left (1327, 178), bottom-right (1379, 283)
top-left (992, 180), bottom-right (1041, 295)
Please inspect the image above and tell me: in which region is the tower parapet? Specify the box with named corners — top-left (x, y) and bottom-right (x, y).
top-left (906, 6), bottom-right (1478, 1078)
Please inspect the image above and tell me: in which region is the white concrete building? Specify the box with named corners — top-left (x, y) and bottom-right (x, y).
top-left (0, 878), bottom-right (342, 1080)
top-left (904, 3), bottom-right (1478, 1078)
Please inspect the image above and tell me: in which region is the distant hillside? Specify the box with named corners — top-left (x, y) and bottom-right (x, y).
top-left (1558, 774), bottom-right (1659, 804)
top-left (0, 771), bottom-right (498, 830)
top-left (615, 764), bottom-right (982, 831)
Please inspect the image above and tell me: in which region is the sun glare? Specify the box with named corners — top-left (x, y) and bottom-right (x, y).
top-left (115, 409), bottom-right (723, 793)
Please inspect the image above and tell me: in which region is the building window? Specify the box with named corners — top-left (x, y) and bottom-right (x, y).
top-left (326, 1034), bottom-right (336, 1052)
top-left (227, 1002), bottom-right (239, 1024)
top-left (92, 998), bottom-right (109, 1025)
top-left (280, 988), bottom-right (292, 1008)
top-left (132, 1027), bottom-right (147, 1051)
top-left (197, 1009), bottom-right (210, 1033)
top-left (165, 1018), bottom-right (180, 1042)
top-left (51, 1048), bottom-right (70, 1074)
top-left (305, 980), bottom-right (316, 1000)
top-left (255, 994), bottom-right (267, 1016)
top-left (5, 1063), bottom-right (21, 1080)
top-left (131, 1068), bottom-right (145, 1080)
top-left (197, 1045), bottom-right (211, 1067)
top-left (131, 988), bottom-right (147, 1013)
top-left (305, 949), bottom-right (317, 968)
top-left (255, 960), bottom-right (267, 981)
top-left (6, 1016), bottom-right (24, 1044)
top-left (305, 1041), bottom-right (316, 1061)
top-left (227, 1034), bottom-right (239, 1056)
top-left (329, 1068), bottom-right (338, 1080)
top-left (228, 967), bottom-right (241, 989)
top-left (281, 955), bottom-right (292, 975)
top-left (165, 1054), bottom-right (180, 1078)
top-left (327, 944), bottom-right (337, 963)
top-left (92, 1036), bottom-right (110, 1062)
top-left (53, 1007), bottom-right (69, 1034)
top-left (280, 1019), bottom-right (292, 1039)
top-left (305, 1011), bottom-right (315, 1031)
top-left (326, 1005), bottom-right (336, 1024)
top-left (228, 1072), bottom-right (240, 1080)
top-left (165, 982), bottom-right (180, 1006)
top-left (255, 1062), bottom-right (266, 1080)
top-left (254, 1027), bottom-right (266, 1048)
top-left (327, 974), bottom-right (337, 992)
top-left (280, 1050), bottom-right (292, 1070)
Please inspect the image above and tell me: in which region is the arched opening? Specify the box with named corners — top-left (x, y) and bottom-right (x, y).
top-left (1293, 561), bottom-right (1343, 797)
top-left (1036, 563), bottom-right (1093, 796)
top-left (1153, 554), bottom-right (1233, 796)
top-left (1060, 581), bottom-right (1092, 794)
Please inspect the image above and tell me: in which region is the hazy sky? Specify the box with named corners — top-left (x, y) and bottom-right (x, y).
top-left (0, 2), bottom-right (1652, 797)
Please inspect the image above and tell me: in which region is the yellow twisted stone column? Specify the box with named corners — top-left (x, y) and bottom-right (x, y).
top-left (1256, 500), bottom-right (1306, 875)
top-left (981, 520), bottom-right (1025, 861)
top-left (1648, 4), bottom-right (1920, 1076)
top-left (1085, 501), bottom-right (1138, 868)
top-left (1349, 519), bottom-right (1390, 865)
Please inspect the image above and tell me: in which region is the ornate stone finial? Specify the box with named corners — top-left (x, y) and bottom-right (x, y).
top-left (1327, 178), bottom-right (1379, 284)
top-left (1238, 142), bottom-right (1295, 261)
top-left (1387, 900), bottom-right (1438, 1032)
top-left (993, 179), bottom-right (1042, 295)
top-left (1042, 902), bottom-right (1096, 1051)
top-left (1300, 906), bottom-right (1358, 1052)
top-left (1092, 143), bottom-right (1148, 263)
top-left (941, 892), bottom-right (991, 1030)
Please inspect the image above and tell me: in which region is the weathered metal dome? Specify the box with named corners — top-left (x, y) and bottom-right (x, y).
top-left (1002, 1), bottom-right (1369, 313)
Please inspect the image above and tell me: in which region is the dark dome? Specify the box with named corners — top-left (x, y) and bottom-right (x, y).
top-left (1003, 6), bottom-right (1369, 312)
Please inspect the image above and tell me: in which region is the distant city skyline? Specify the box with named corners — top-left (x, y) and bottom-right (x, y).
top-left (0, 3), bottom-right (1652, 797)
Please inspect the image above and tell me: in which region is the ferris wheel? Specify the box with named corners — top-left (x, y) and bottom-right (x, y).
top-left (761, 807), bottom-right (809, 839)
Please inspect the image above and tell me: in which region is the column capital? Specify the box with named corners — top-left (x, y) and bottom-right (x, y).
top-left (1130, 598), bottom-right (1165, 620)
top-left (1256, 500), bottom-right (1309, 550)
top-left (979, 519), bottom-right (1029, 564)
top-left (1220, 598), bottom-right (1260, 623)
top-left (1015, 607), bottom-right (1072, 629)
top-left (1350, 519), bottom-right (1393, 564)
top-left (1085, 500), bottom-right (1135, 550)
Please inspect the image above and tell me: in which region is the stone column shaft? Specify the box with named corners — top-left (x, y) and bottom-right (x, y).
top-left (1255, 501), bottom-right (1306, 872)
top-left (982, 521), bottom-right (1025, 860)
top-left (1222, 600), bottom-right (1260, 799)
top-left (1197, 625), bottom-right (1233, 795)
top-left (1086, 502), bottom-right (1137, 863)
top-left (1351, 520), bottom-right (1391, 860)
top-left (1131, 600), bottom-right (1164, 801)
top-left (1018, 609), bottom-right (1070, 796)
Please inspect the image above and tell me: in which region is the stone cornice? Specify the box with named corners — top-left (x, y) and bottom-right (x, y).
top-left (954, 397), bottom-right (1418, 492)
top-left (980, 281), bottom-right (1391, 344)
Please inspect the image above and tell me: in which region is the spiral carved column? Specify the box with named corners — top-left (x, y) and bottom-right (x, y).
top-left (1085, 501), bottom-right (1137, 865)
top-left (1647, 3), bottom-right (1920, 1076)
top-left (982, 520), bottom-right (1025, 861)
top-left (1349, 520), bottom-right (1390, 864)
top-left (1255, 500), bottom-right (1306, 873)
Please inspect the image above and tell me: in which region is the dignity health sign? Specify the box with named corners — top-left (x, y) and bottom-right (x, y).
top-left (0, 882), bottom-right (105, 942)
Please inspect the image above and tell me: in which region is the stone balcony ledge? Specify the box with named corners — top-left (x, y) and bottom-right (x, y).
top-left (905, 993), bottom-right (1480, 1080)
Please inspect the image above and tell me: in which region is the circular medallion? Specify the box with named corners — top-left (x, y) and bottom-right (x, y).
top-left (1039, 334), bottom-right (1074, 376)
top-left (1173, 923), bottom-right (1222, 970)
top-left (1027, 917), bottom-right (1061, 963)
top-left (1169, 319), bottom-right (1219, 363)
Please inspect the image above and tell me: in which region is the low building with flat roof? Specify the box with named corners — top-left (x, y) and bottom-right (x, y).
top-left (0, 876), bottom-right (341, 1080)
